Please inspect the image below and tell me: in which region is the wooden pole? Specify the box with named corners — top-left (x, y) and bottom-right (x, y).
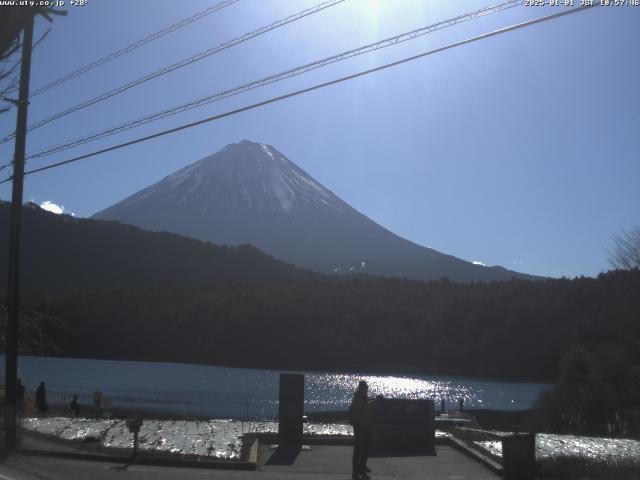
top-left (4, 10), bottom-right (35, 450)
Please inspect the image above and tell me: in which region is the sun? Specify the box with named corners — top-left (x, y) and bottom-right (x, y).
top-left (361, 0), bottom-right (385, 32)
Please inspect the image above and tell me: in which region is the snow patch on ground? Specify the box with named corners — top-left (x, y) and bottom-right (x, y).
top-left (21, 417), bottom-right (353, 460)
top-left (474, 433), bottom-right (640, 463)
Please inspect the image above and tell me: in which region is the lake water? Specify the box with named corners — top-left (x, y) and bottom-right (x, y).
top-left (2, 355), bottom-right (550, 418)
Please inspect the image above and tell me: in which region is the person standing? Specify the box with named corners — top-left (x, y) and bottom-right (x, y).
top-left (70, 395), bottom-right (80, 417)
top-left (350, 380), bottom-right (373, 479)
top-left (35, 381), bottom-right (48, 416)
top-left (17, 378), bottom-right (26, 416)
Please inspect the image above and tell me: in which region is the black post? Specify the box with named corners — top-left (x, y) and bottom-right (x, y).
top-left (278, 374), bottom-right (304, 446)
top-left (133, 431), bottom-right (139, 457)
top-left (502, 433), bottom-right (536, 480)
top-left (4, 11), bottom-right (35, 450)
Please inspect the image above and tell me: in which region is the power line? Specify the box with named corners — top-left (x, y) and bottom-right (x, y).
top-left (0, 3), bottom-right (597, 186)
top-left (29, 0), bottom-right (240, 98)
top-left (1, 28), bottom-right (51, 87)
top-left (24, 0), bottom-right (522, 160)
top-left (0, 54), bottom-right (23, 83)
top-left (1, 28), bottom-right (51, 109)
top-left (0, 0), bottom-right (345, 145)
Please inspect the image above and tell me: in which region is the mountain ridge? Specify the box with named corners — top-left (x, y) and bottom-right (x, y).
top-left (93, 140), bottom-right (539, 282)
top-left (0, 200), bottom-right (313, 291)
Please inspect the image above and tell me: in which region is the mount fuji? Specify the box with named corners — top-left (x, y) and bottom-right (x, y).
top-left (93, 140), bottom-right (535, 282)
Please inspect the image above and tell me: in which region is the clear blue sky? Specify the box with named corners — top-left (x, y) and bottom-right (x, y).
top-left (0, 0), bottom-right (638, 278)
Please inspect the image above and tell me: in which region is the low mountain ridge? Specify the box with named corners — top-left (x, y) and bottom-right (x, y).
top-left (0, 201), bottom-right (312, 291)
top-left (94, 140), bottom-right (537, 282)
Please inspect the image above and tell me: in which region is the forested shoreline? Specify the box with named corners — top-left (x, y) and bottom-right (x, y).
top-left (12, 269), bottom-right (639, 383)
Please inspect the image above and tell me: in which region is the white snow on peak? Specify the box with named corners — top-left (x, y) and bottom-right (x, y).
top-left (234, 143), bottom-right (345, 213)
top-left (165, 162), bottom-right (201, 184)
top-left (115, 141), bottom-right (346, 215)
top-left (294, 169), bottom-right (325, 194)
top-left (178, 171), bottom-right (206, 203)
top-left (269, 169), bottom-right (296, 212)
top-left (187, 173), bottom-right (203, 194)
top-left (241, 186), bottom-right (253, 207)
top-left (260, 144), bottom-right (276, 160)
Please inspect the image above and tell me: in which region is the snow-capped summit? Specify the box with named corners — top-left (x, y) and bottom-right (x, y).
top-left (151, 140), bottom-right (345, 215)
top-left (93, 140), bottom-right (536, 282)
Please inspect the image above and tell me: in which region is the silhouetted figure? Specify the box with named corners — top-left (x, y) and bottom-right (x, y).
top-left (459, 397), bottom-right (464, 412)
top-left (441, 398), bottom-right (445, 413)
top-left (94, 390), bottom-right (103, 418)
top-left (70, 395), bottom-right (80, 417)
top-left (35, 381), bottom-right (48, 416)
top-left (350, 380), bottom-right (372, 479)
top-left (17, 378), bottom-right (25, 416)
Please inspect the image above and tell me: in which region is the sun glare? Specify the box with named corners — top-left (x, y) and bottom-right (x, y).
top-left (361, 0), bottom-right (385, 34)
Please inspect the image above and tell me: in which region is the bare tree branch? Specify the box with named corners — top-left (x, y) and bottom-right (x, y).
top-left (0, 26), bottom-right (50, 113)
top-left (0, 5), bottom-right (63, 116)
top-left (609, 226), bottom-right (640, 270)
top-left (0, 51), bottom-right (21, 81)
top-left (0, 302), bottom-right (69, 355)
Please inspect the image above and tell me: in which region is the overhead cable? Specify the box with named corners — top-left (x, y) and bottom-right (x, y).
top-left (29, 0), bottom-right (240, 97)
top-left (25, 0), bottom-right (522, 159)
top-left (0, 3), bottom-right (597, 187)
top-left (0, 0), bottom-right (345, 145)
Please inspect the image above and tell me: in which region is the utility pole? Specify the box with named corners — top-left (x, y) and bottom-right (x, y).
top-left (4, 10), bottom-right (35, 450)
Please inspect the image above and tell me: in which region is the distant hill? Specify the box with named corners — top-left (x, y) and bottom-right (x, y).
top-left (94, 140), bottom-right (540, 282)
top-left (0, 201), bottom-right (312, 291)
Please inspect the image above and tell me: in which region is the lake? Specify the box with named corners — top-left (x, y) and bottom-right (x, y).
top-left (1, 355), bottom-right (550, 418)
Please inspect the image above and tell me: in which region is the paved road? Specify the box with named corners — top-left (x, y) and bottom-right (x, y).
top-left (0, 445), bottom-right (499, 480)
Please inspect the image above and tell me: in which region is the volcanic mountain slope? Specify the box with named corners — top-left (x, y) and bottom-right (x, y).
top-left (93, 140), bottom-right (536, 282)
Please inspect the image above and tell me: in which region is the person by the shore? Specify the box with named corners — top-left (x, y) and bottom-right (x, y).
top-left (350, 380), bottom-right (373, 479)
top-left (35, 381), bottom-right (48, 416)
top-left (94, 391), bottom-right (103, 418)
top-left (70, 395), bottom-right (80, 417)
top-left (17, 378), bottom-right (25, 416)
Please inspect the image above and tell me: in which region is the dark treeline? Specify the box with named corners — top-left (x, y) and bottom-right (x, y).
top-left (538, 344), bottom-right (640, 437)
top-left (0, 201), bottom-right (314, 291)
top-left (19, 269), bottom-right (640, 382)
